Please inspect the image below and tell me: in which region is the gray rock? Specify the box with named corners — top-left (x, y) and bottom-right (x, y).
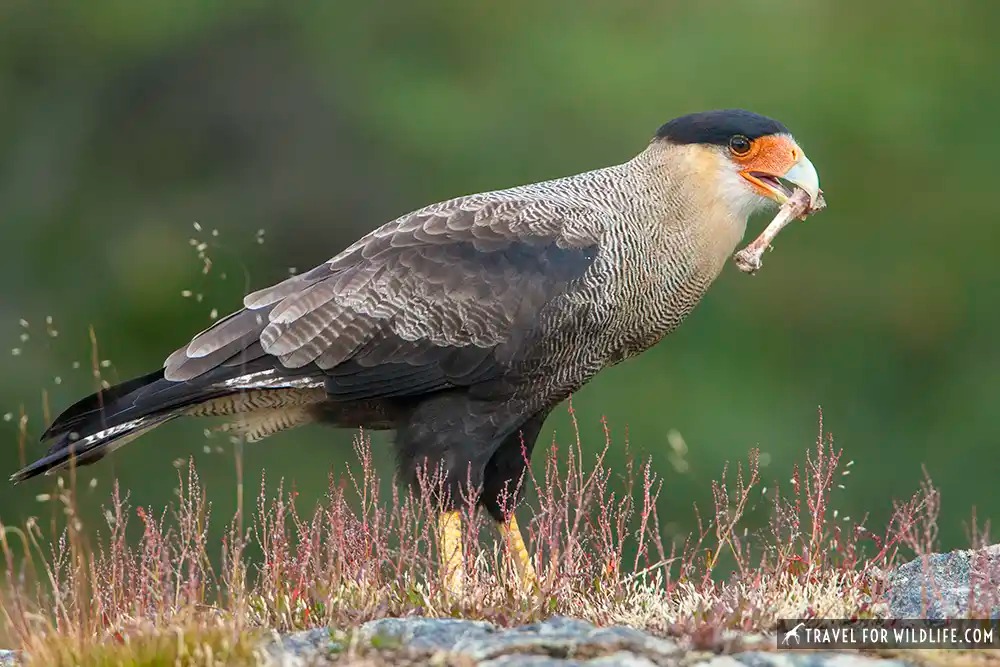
top-left (886, 544), bottom-right (1000, 618)
top-left (0, 650), bottom-right (18, 666)
top-left (452, 615), bottom-right (678, 662)
top-left (584, 653), bottom-right (662, 667)
top-left (480, 656), bottom-right (589, 667)
top-left (700, 658), bottom-right (746, 667)
top-left (357, 615), bottom-right (496, 652)
top-left (579, 624), bottom-right (680, 656)
top-left (263, 616), bottom-right (931, 666)
top-left (259, 627), bottom-right (336, 666)
top-left (267, 616), bottom-right (681, 665)
top-left (480, 651), bottom-right (660, 667)
top-left (725, 654), bottom-right (914, 667)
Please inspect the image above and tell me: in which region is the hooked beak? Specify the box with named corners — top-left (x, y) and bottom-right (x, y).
top-left (744, 152), bottom-right (821, 207)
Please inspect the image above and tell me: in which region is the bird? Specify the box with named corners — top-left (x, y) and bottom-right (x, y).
top-left (11, 109), bottom-right (821, 597)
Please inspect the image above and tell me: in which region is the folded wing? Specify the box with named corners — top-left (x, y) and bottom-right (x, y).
top-left (165, 192), bottom-right (602, 400)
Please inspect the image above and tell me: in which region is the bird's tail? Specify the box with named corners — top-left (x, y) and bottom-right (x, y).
top-left (10, 368), bottom-right (326, 483)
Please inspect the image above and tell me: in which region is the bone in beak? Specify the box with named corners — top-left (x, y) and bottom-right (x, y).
top-left (733, 187), bottom-right (826, 274)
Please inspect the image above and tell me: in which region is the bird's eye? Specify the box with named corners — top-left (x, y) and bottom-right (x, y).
top-left (729, 135), bottom-right (752, 156)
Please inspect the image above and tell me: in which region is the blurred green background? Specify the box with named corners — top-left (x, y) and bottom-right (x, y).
top-left (0, 1), bottom-right (997, 554)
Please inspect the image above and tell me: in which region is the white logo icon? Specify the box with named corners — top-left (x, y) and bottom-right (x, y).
top-left (782, 622), bottom-right (807, 645)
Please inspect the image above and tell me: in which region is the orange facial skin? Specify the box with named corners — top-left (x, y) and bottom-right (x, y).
top-left (729, 134), bottom-right (803, 201)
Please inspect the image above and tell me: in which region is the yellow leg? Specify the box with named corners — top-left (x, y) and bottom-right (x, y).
top-left (438, 510), bottom-right (465, 598)
top-left (500, 514), bottom-right (538, 593)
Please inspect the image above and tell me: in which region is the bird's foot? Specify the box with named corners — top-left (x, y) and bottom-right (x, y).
top-left (438, 510), bottom-right (465, 600)
top-left (500, 514), bottom-right (539, 595)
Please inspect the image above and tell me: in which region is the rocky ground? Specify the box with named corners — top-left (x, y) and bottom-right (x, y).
top-left (261, 616), bottom-right (914, 667)
top-left (4, 545), bottom-right (998, 666)
top-left (253, 544), bottom-right (999, 666)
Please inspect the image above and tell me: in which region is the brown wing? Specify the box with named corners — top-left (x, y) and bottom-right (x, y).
top-left (163, 192), bottom-right (601, 401)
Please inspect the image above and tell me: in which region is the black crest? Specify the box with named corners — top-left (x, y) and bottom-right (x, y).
top-left (656, 109), bottom-right (788, 146)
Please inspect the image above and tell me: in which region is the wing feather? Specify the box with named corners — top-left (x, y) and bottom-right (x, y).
top-left (163, 192), bottom-right (602, 400)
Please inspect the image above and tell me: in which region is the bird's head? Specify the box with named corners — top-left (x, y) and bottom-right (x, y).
top-left (654, 109), bottom-right (820, 220)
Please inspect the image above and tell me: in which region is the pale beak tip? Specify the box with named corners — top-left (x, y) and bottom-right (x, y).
top-left (784, 154), bottom-right (821, 207)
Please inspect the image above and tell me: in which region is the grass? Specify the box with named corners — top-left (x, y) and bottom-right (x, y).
top-left (5, 616), bottom-right (262, 667)
top-left (0, 405), bottom-right (960, 665)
